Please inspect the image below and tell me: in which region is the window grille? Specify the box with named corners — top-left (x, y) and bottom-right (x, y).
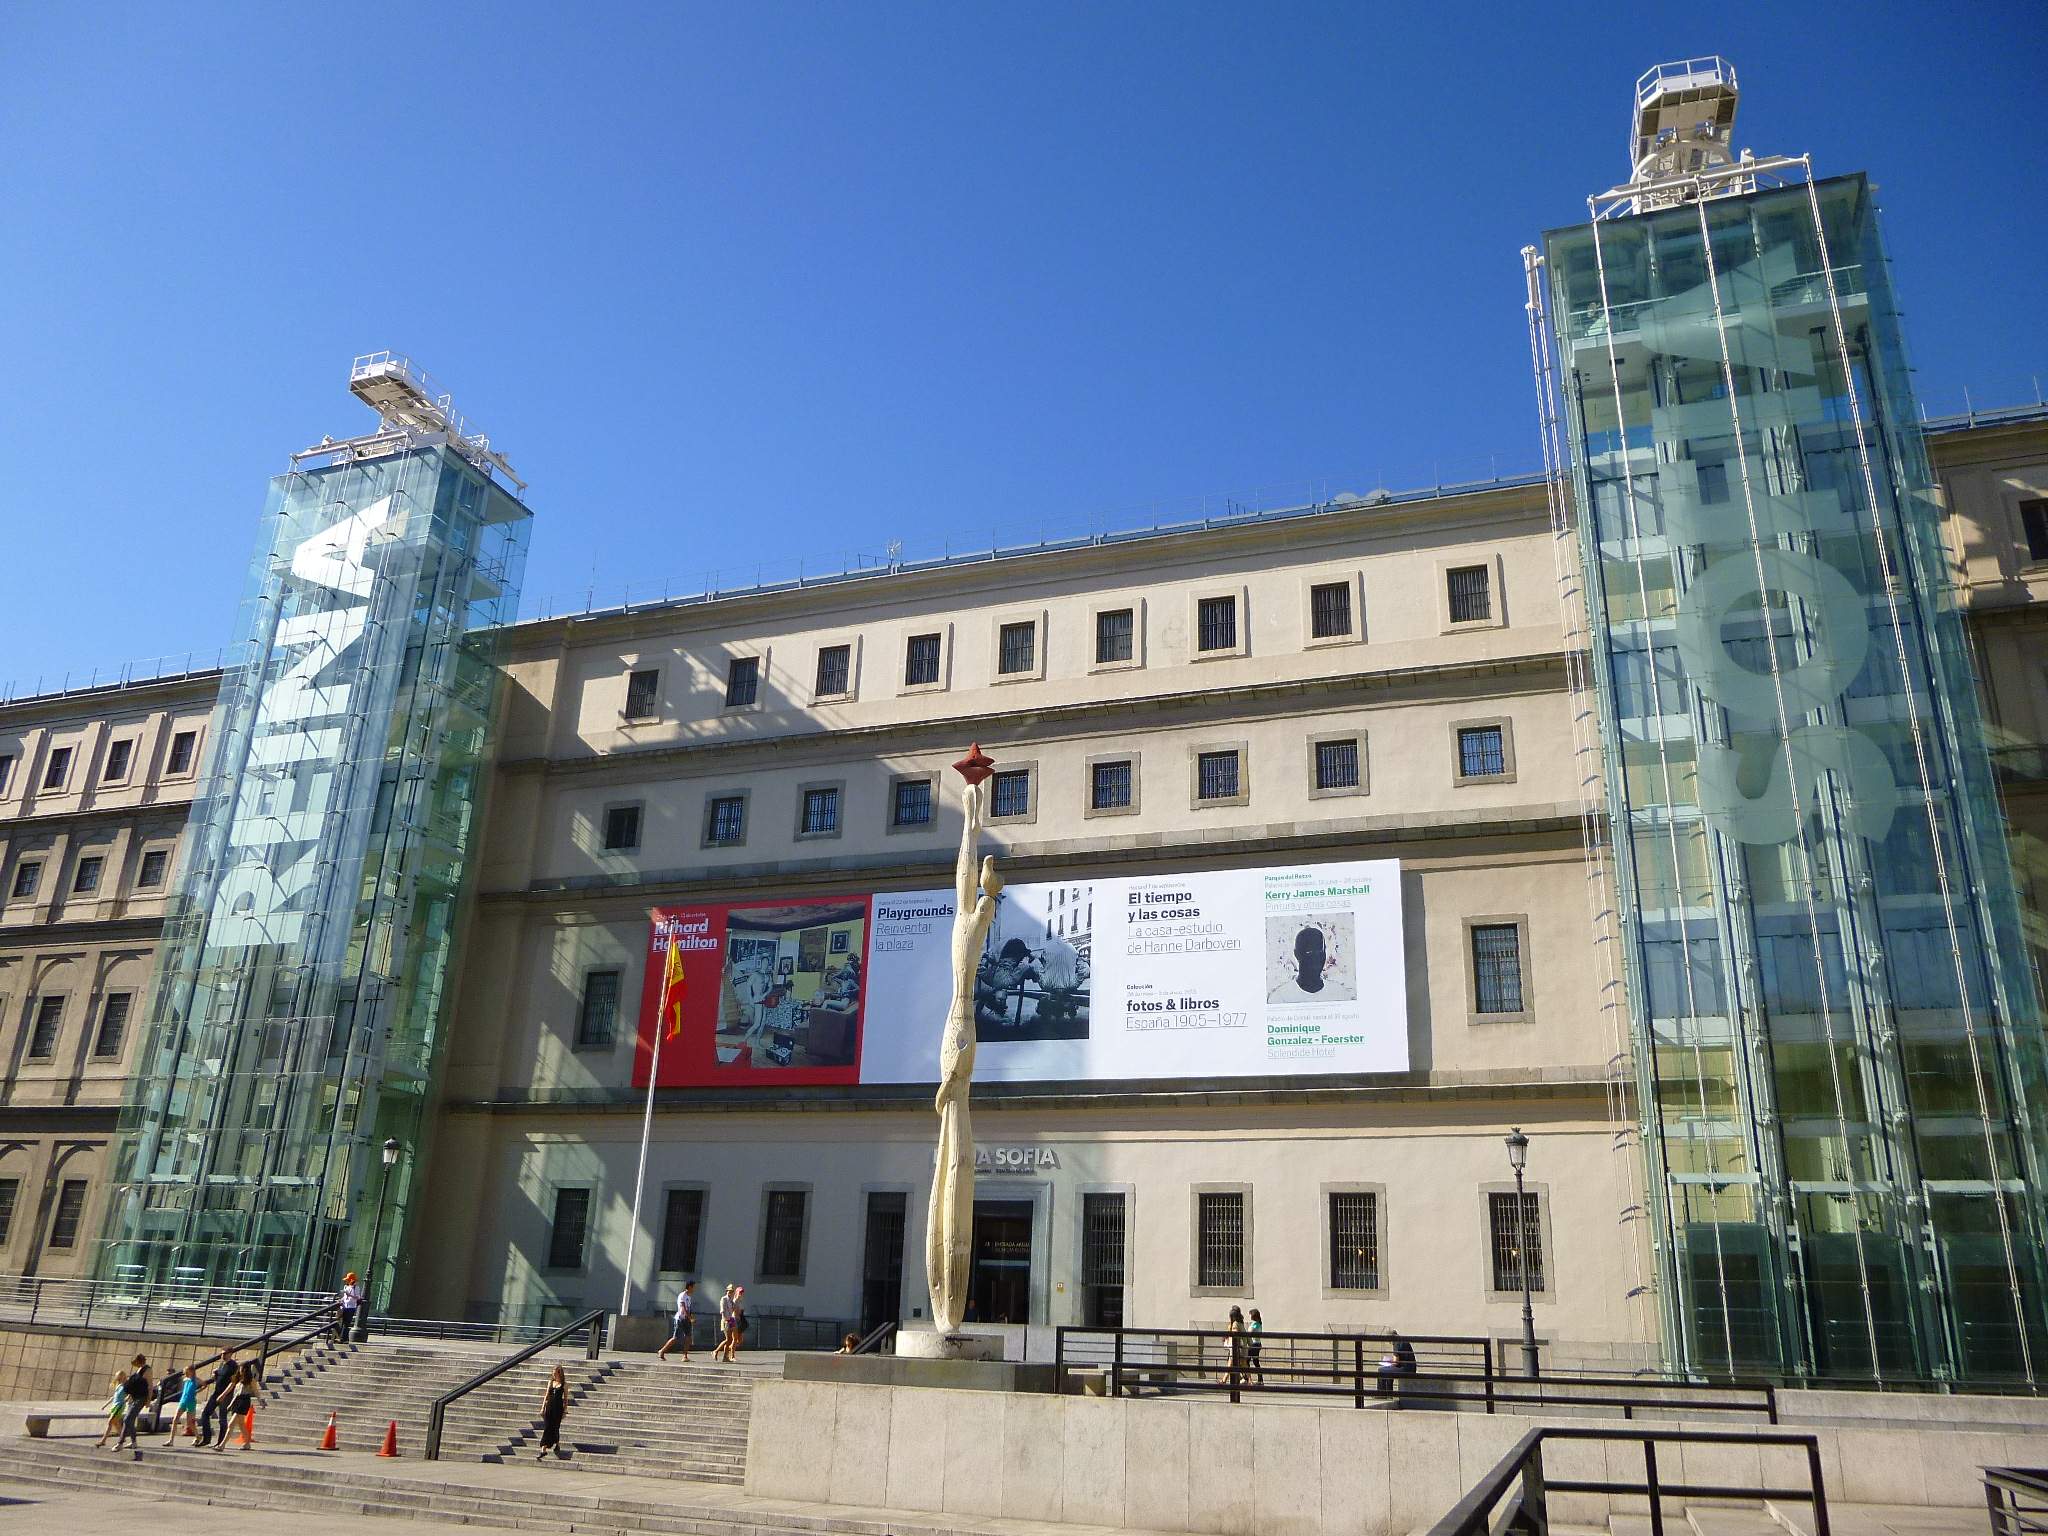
top-left (602, 804), bottom-right (641, 851)
top-left (1196, 1190), bottom-right (1245, 1288)
top-left (1197, 595), bottom-right (1237, 652)
top-left (1082, 1192), bottom-right (1127, 1287)
top-left (2023, 499), bottom-right (2048, 562)
top-left (1328, 1191), bottom-right (1380, 1290)
top-left (990, 768), bottom-right (1031, 819)
top-left (1095, 608), bottom-right (1135, 664)
top-left (661, 1188), bottom-right (704, 1273)
top-left (998, 621), bottom-right (1037, 675)
top-left (801, 787), bottom-right (840, 835)
top-left (624, 668), bottom-right (660, 718)
top-left (725, 656), bottom-right (760, 707)
top-left (1458, 725), bottom-right (1506, 778)
top-left (706, 795), bottom-right (746, 845)
top-left (103, 738), bottom-right (133, 782)
top-left (1196, 750), bottom-right (1240, 801)
top-left (1447, 564), bottom-right (1492, 623)
top-left (1489, 1190), bottom-right (1544, 1292)
top-left (47, 1179), bottom-right (87, 1249)
top-left (1309, 582), bottom-right (1352, 639)
top-left (0, 1178), bottom-right (17, 1246)
top-left (1090, 760), bottom-right (1133, 811)
top-left (93, 992), bottom-right (132, 1058)
top-left (1315, 738), bottom-right (1360, 791)
top-left (42, 747), bottom-right (72, 790)
top-left (904, 633), bottom-right (942, 686)
top-left (577, 970), bottom-right (621, 1048)
top-left (548, 1188), bottom-right (591, 1269)
top-left (11, 861), bottom-right (40, 899)
top-left (166, 732), bottom-right (197, 774)
top-left (1471, 923), bottom-right (1524, 1014)
top-left (72, 855), bottom-right (103, 894)
top-left (137, 849), bottom-right (168, 888)
top-left (27, 996), bottom-right (63, 1058)
top-left (893, 778), bottom-right (933, 827)
top-left (815, 645), bottom-right (851, 697)
top-left (760, 1189), bottom-right (808, 1279)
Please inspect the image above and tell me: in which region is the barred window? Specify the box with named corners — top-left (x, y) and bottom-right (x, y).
top-left (166, 731), bottom-right (197, 774)
top-left (1309, 581), bottom-right (1352, 639)
top-left (0, 1177), bottom-right (17, 1246)
top-left (661, 1188), bottom-right (704, 1274)
top-left (815, 644), bottom-right (851, 697)
top-left (577, 970), bottom-right (621, 1048)
top-left (1328, 1191), bottom-right (1380, 1290)
top-left (1489, 1190), bottom-right (1545, 1293)
top-left (892, 778), bottom-right (933, 827)
top-left (1082, 1192), bottom-right (1126, 1287)
top-left (27, 996), bottom-right (64, 1058)
top-left (990, 768), bottom-right (1032, 819)
top-left (103, 738), bottom-right (134, 782)
top-left (1315, 738), bottom-right (1360, 791)
top-left (1196, 749), bottom-right (1240, 802)
top-left (548, 1188), bottom-right (591, 1270)
top-left (1095, 608), bottom-right (1134, 664)
top-left (905, 632), bottom-right (942, 687)
top-left (1471, 923), bottom-right (1525, 1014)
top-left (1090, 759), bottom-right (1133, 811)
top-left (1447, 564), bottom-right (1492, 623)
top-left (724, 655), bottom-right (760, 708)
top-left (1458, 725), bottom-right (1506, 779)
top-left (706, 795), bottom-right (746, 845)
top-left (801, 786), bottom-right (840, 835)
top-left (72, 855), bottom-right (103, 894)
top-left (998, 621), bottom-right (1037, 676)
top-left (12, 861), bottom-right (40, 899)
top-left (92, 992), bottom-right (132, 1058)
top-left (137, 848), bottom-right (168, 889)
top-left (602, 804), bottom-right (641, 852)
top-left (47, 1179), bottom-right (87, 1249)
top-left (624, 668), bottom-right (660, 718)
top-left (1196, 1190), bottom-right (1245, 1289)
top-left (1196, 595), bottom-right (1238, 653)
top-left (760, 1188), bottom-right (808, 1280)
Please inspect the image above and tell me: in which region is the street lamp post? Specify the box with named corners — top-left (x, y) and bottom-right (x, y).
top-left (1505, 1127), bottom-right (1540, 1379)
top-left (358, 1137), bottom-right (402, 1342)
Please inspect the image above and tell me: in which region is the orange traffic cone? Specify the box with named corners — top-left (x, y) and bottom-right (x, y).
top-left (378, 1419), bottom-right (399, 1458)
top-left (183, 1416), bottom-right (196, 1437)
top-left (239, 1406), bottom-right (254, 1448)
top-left (319, 1411), bottom-right (338, 1451)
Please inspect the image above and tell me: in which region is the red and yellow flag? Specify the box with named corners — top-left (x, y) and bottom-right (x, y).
top-left (660, 936), bottom-right (687, 1040)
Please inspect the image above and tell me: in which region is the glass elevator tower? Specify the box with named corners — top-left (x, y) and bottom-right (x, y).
top-left (1535, 61), bottom-right (2048, 1382)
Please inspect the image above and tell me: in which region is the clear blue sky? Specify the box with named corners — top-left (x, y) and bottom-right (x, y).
top-left (2, 2), bottom-right (2042, 691)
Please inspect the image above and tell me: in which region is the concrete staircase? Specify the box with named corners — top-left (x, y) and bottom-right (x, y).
top-left (501, 1353), bottom-right (770, 1483)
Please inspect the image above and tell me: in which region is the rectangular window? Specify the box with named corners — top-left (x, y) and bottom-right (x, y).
top-left (705, 795), bottom-right (746, 846)
top-left (1315, 738), bottom-right (1360, 791)
top-left (1196, 749), bottom-right (1240, 802)
top-left (760, 1188), bottom-right (808, 1280)
top-left (137, 849), bottom-right (169, 889)
top-left (47, 1180), bottom-right (88, 1249)
top-left (1447, 564), bottom-right (1492, 623)
top-left (904, 633), bottom-right (942, 687)
top-left (72, 855), bottom-right (104, 894)
top-left (801, 786), bottom-right (840, 836)
top-left (27, 996), bottom-right (64, 1058)
top-left (1328, 1191), bottom-right (1380, 1291)
top-left (547, 1188), bottom-right (591, 1270)
top-left (42, 746), bottom-right (72, 790)
top-left (724, 656), bottom-right (760, 708)
top-left (1489, 1191), bottom-right (1545, 1293)
top-left (891, 778), bottom-right (933, 828)
top-left (11, 861), bottom-right (40, 899)
top-left (1458, 725), bottom-right (1506, 779)
top-left (166, 731), bottom-right (197, 774)
top-left (103, 738), bottom-right (134, 782)
top-left (1196, 1190), bottom-right (1245, 1289)
top-left (0, 1177), bottom-right (17, 1246)
top-left (990, 768), bottom-right (1032, 819)
top-left (998, 621), bottom-right (1037, 676)
top-left (1081, 1190), bottom-right (1127, 1327)
top-left (1196, 595), bottom-right (1238, 653)
top-left (1696, 460), bottom-right (1729, 505)
top-left (1471, 923), bottom-right (1525, 1015)
top-left (601, 804), bottom-right (641, 852)
top-left (2022, 499), bottom-right (2048, 562)
top-left (1309, 581), bottom-right (1353, 639)
top-left (624, 668), bottom-right (660, 719)
top-left (1095, 608), bottom-right (1134, 665)
top-left (661, 1188), bottom-right (705, 1273)
top-left (1090, 759), bottom-right (1133, 811)
top-left (0, 754), bottom-right (12, 795)
top-left (92, 992), bottom-right (133, 1058)
top-left (576, 970), bottom-right (621, 1048)
top-left (814, 644), bottom-right (851, 698)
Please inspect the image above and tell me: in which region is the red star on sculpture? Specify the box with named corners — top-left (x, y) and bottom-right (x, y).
top-left (952, 742), bottom-right (996, 786)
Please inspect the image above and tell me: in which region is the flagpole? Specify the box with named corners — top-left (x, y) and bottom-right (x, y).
top-left (619, 935), bottom-right (675, 1322)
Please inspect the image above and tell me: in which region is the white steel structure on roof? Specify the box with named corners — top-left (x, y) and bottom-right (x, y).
top-left (1627, 56), bottom-right (1749, 212)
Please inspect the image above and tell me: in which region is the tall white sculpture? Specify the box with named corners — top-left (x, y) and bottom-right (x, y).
top-left (927, 744), bottom-right (1002, 1335)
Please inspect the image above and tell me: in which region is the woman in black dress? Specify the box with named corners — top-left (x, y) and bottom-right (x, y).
top-left (536, 1365), bottom-right (568, 1460)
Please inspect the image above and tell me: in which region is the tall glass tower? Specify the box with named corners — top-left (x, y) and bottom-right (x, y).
top-left (98, 357), bottom-right (531, 1306)
top-left (1535, 61), bottom-right (2048, 1382)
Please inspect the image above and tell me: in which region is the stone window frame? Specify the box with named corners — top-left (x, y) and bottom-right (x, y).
top-left (1451, 715), bottom-right (1518, 786)
top-left (899, 625), bottom-right (953, 697)
top-left (886, 770), bottom-right (942, 835)
top-left (1439, 552), bottom-right (1508, 632)
top-left (1074, 1181), bottom-right (1137, 1321)
top-left (1083, 751), bottom-right (1142, 820)
top-left (71, 853), bottom-right (105, 895)
top-left (1320, 1181), bottom-right (1390, 1300)
top-left (990, 609), bottom-right (1048, 685)
top-left (719, 647), bottom-right (771, 713)
top-left (0, 750), bottom-right (15, 798)
top-left (794, 779), bottom-right (846, 842)
top-left (756, 1181), bottom-right (813, 1285)
top-left (164, 727), bottom-right (203, 779)
top-left (985, 760), bottom-right (1038, 825)
top-left (41, 745), bottom-right (74, 792)
top-left (1480, 1180), bottom-right (1555, 1303)
top-left (1087, 598), bottom-right (1147, 674)
top-left (10, 858), bottom-right (43, 901)
top-left (599, 799), bottom-right (645, 854)
top-left (1189, 1181), bottom-right (1253, 1298)
top-left (1306, 728), bottom-right (1369, 800)
top-left (1188, 584), bottom-right (1251, 661)
top-left (656, 1181), bottom-right (711, 1276)
top-left (133, 842), bottom-right (173, 890)
top-left (1301, 570), bottom-right (1366, 650)
top-left (621, 665), bottom-right (663, 723)
top-left (91, 990), bottom-right (135, 1059)
top-left (1188, 738), bottom-right (1250, 810)
top-left (101, 734), bottom-right (139, 784)
top-left (25, 994), bottom-right (67, 1060)
top-left (700, 788), bottom-right (750, 850)
top-left (2013, 494), bottom-right (2048, 568)
top-left (1464, 912), bottom-right (1533, 1026)
top-left (810, 635), bottom-right (862, 706)
top-left (544, 1185), bottom-right (595, 1273)
top-left (573, 966), bottom-right (624, 1052)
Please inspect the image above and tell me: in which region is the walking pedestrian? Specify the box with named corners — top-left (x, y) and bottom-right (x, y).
top-left (92, 1370), bottom-right (126, 1449)
top-left (112, 1355), bottom-right (151, 1453)
top-left (164, 1366), bottom-right (200, 1444)
top-left (214, 1363), bottom-right (258, 1451)
top-left (1247, 1308), bottom-right (1265, 1386)
top-left (728, 1286), bottom-right (749, 1361)
top-left (535, 1365), bottom-right (569, 1461)
top-left (336, 1272), bottom-right (363, 1343)
top-left (656, 1280), bottom-right (696, 1363)
top-left (196, 1349), bottom-right (238, 1446)
top-left (713, 1284), bottom-right (737, 1362)
top-left (1221, 1307), bottom-right (1245, 1389)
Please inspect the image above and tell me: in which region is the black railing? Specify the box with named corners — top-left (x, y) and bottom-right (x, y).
top-left (1988, 1467), bottom-right (2048, 1536)
top-left (853, 1321), bottom-right (897, 1355)
top-left (1429, 1426), bottom-right (1829, 1536)
top-left (1053, 1327), bottom-right (1777, 1421)
top-left (423, 1309), bottom-right (606, 1461)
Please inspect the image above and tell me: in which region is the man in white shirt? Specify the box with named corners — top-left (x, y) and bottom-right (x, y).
top-left (657, 1280), bottom-right (696, 1362)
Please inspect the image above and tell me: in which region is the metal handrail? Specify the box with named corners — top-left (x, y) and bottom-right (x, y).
top-left (1987, 1467), bottom-right (2048, 1536)
top-left (423, 1309), bottom-right (607, 1460)
top-left (192, 1301), bottom-right (343, 1385)
top-left (853, 1321), bottom-right (897, 1356)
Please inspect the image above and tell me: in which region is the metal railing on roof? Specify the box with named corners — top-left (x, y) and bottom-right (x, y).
top-left (0, 647), bottom-right (235, 709)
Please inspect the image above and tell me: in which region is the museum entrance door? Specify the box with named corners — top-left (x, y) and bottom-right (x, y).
top-left (969, 1199), bottom-right (1034, 1324)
